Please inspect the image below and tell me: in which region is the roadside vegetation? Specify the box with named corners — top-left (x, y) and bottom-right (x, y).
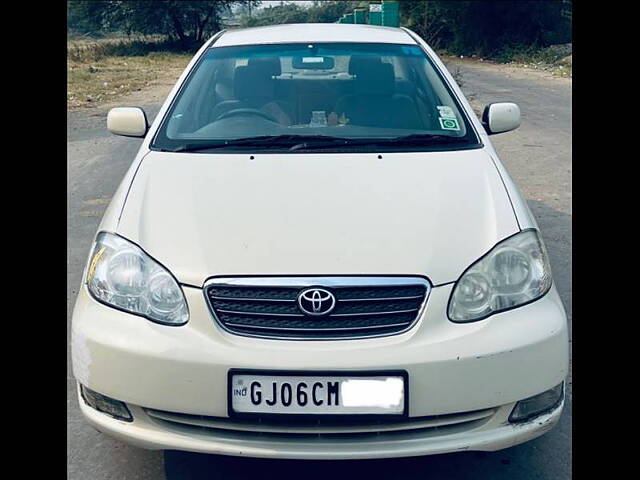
top-left (401, 1), bottom-right (572, 77)
top-left (67, 35), bottom-right (192, 109)
top-left (67, 1), bottom-right (258, 109)
top-left (441, 43), bottom-right (572, 79)
top-left (492, 43), bottom-right (572, 77)
top-left (67, 1), bottom-right (572, 109)
top-left (239, 1), bottom-right (360, 27)
top-left (237, 1), bottom-right (573, 77)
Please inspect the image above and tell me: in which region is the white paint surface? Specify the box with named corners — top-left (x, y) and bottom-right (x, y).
top-left (71, 328), bottom-right (91, 386)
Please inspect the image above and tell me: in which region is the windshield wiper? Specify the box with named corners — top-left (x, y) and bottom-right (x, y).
top-left (288, 133), bottom-right (467, 151)
top-left (167, 135), bottom-right (348, 153)
top-left (165, 133), bottom-right (467, 153)
top-left (383, 133), bottom-right (466, 145)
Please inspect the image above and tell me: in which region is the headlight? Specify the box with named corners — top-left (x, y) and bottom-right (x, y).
top-left (448, 229), bottom-right (552, 322)
top-left (86, 232), bottom-right (189, 325)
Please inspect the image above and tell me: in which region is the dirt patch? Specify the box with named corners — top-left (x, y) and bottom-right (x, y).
top-left (443, 55), bottom-right (572, 84)
top-left (67, 45), bottom-right (191, 110)
top-left (442, 52), bottom-right (572, 79)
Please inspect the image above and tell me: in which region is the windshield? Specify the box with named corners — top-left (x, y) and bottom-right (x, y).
top-left (152, 42), bottom-right (481, 152)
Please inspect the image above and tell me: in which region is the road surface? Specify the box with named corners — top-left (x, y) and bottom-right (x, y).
top-left (67, 58), bottom-right (571, 479)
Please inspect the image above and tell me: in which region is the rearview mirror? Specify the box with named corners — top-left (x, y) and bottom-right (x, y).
top-left (107, 107), bottom-right (148, 137)
top-left (482, 102), bottom-right (520, 135)
top-left (292, 56), bottom-right (335, 70)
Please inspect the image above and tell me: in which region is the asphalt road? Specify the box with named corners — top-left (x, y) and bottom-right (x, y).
top-left (67, 59), bottom-right (571, 479)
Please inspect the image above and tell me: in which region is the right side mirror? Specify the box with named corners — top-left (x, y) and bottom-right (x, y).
top-left (482, 102), bottom-right (520, 135)
top-left (107, 107), bottom-right (148, 137)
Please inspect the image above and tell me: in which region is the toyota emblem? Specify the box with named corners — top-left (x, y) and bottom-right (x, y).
top-left (297, 288), bottom-right (336, 316)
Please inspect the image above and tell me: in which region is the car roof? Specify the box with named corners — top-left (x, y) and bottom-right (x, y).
top-left (212, 23), bottom-right (417, 48)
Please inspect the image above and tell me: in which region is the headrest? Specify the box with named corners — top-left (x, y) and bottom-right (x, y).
top-left (349, 56), bottom-right (384, 75)
top-left (234, 62), bottom-right (277, 99)
top-left (248, 57), bottom-right (282, 76)
top-left (348, 57), bottom-right (395, 96)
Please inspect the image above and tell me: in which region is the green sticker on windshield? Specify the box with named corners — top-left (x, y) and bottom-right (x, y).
top-left (439, 117), bottom-right (460, 131)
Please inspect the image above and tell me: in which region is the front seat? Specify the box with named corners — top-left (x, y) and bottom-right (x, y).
top-left (334, 57), bottom-right (422, 130)
top-left (211, 57), bottom-right (293, 125)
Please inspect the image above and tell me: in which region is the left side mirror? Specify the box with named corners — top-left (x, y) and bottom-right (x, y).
top-left (482, 102), bottom-right (520, 135)
top-left (107, 107), bottom-right (148, 137)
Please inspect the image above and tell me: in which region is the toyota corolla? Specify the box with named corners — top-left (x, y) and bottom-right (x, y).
top-left (71, 23), bottom-right (569, 459)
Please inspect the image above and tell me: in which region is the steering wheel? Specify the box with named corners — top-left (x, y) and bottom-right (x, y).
top-left (216, 108), bottom-right (279, 124)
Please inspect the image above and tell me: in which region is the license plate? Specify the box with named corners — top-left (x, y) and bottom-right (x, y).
top-left (229, 371), bottom-right (407, 416)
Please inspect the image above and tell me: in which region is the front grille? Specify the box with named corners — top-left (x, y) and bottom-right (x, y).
top-left (144, 407), bottom-right (496, 438)
top-left (204, 277), bottom-right (430, 339)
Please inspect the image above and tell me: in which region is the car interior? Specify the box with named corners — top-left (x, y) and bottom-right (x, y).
top-left (181, 53), bottom-right (446, 134)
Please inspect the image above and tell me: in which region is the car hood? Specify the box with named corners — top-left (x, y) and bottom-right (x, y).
top-left (117, 149), bottom-right (519, 286)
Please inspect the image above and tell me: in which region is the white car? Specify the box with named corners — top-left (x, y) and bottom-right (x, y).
top-left (71, 23), bottom-right (568, 459)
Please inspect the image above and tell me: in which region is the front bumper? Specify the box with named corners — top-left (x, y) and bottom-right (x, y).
top-left (78, 384), bottom-right (564, 459)
top-left (71, 282), bottom-right (569, 458)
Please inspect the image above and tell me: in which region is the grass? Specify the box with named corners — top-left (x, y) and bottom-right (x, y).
top-left (440, 43), bottom-right (572, 79)
top-left (67, 35), bottom-right (193, 109)
top-left (490, 44), bottom-right (572, 78)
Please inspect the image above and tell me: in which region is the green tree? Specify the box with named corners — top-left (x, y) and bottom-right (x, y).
top-left (68, 1), bottom-right (260, 45)
top-left (306, 1), bottom-right (360, 23)
top-left (400, 0), bottom-right (571, 56)
top-left (241, 3), bottom-right (307, 27)
top-left (68, 1), bottom-right (113, 35)
top-left (240, 1), bottom-right (358, 27)
top-left (400, 0), bottom-right (456, 49)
